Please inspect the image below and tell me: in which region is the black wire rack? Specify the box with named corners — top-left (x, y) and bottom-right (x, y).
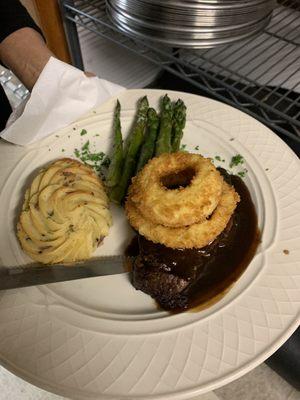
top-left (59, 0), bottom-right (300, 144)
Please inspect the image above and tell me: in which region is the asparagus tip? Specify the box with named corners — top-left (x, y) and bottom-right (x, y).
top-left (140, 95), bottom-right (149, 104)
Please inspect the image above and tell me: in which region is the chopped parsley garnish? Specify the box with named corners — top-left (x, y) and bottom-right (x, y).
top-left (237, 167), bottom-right (248, 178)
top-left (73, 141), bottom-right (110, 175)
top-left (80, 129), bottom-right (87, 136)
top-left (230, 154), bottom-right (244, 168)
top-left (215, 155), bottom-right (221, 161)
top-left (82, 140), bottom-right (90, 152)
top-left (61, 149), bottom-right (65, 152)
top-left (195, 145), bottom-right (199, 150)
top-left (87, 152), bottom-right (106, 162)
top-left (180, 144), bottom-right (187, 150)
top-left (101, 156), bottom-right (111, 169)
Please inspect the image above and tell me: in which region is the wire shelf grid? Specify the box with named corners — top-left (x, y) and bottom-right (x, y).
top-left (60, 0), bottom-right (300, 143)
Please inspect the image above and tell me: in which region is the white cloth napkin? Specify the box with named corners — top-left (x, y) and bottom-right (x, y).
top-left (0, 57), bottom-right (125, 146)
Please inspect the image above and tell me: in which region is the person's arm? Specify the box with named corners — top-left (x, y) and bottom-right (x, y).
top-left (0, 27), bottom-right (53, 91)
top-left (0, 0), bottom-right (53, 91)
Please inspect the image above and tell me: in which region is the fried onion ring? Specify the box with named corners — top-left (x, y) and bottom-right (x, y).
top-left (129, 152), bottom-right (223, 227)
top-left (125, 181), bottom-right (240, 249)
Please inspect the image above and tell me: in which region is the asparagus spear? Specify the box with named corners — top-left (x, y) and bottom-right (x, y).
top-left (171, 99), bottom-right (187, 152)
top-left (136, 108), bottom-right (159, 173)
top-left (110, 96), bottom-right (149, 204)
top-left (106, 100), bottom-right (123, 189)
top-left (155, 95), bottom-right (173, 156)
top-left (123, 95), bottom-right (149, 158)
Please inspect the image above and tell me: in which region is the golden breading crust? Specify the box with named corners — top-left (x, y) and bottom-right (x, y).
top-left (17, 158), bottom-right (112, 264)
top-left (125, 181), bottom-right (240, 249)
top-left (128, 152), bottom-right (223, 227)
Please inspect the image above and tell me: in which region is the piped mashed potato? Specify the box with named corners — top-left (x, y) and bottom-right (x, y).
top-left (17, 158), bottom-right (112, 264)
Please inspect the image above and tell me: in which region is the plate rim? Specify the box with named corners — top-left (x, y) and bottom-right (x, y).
top-left (0, 88), bottom-right (299, 399)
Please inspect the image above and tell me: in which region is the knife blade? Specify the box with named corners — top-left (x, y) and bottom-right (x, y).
top-left (0, 256), bottom-right (128, 290)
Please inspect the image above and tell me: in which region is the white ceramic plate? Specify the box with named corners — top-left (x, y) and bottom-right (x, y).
top-left (0, 89), bottom-right (299, 400)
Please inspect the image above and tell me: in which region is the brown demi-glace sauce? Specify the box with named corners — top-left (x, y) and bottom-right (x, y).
top-left (126, 170), bottom-right (260, 312)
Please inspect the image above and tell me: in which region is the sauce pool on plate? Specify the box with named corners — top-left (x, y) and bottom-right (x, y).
top-left (126, 171), bottom-right (260, 312)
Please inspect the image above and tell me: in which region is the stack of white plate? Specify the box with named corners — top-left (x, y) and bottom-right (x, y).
top-left (106, 0), bottom-right (276, 48)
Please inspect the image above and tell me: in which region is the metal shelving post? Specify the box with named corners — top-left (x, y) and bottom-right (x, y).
top-left (59, 0), bottom-right (84, 70)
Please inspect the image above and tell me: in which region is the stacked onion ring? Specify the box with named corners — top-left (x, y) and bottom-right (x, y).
top-left (125, 152), bottom-right (240, 249)
top-left (17, 158), bottom-right (112, 264)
